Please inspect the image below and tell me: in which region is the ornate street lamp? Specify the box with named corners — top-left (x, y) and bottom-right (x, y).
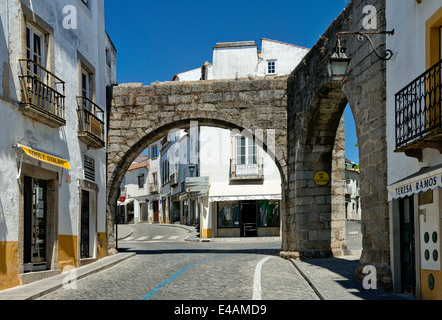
top-left (328, 30), bottom-right (395, 81)
top-left (328, 38), bottom-right (351, 81)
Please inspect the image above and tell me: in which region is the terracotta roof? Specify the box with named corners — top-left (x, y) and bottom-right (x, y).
top-left (128, 155), bottom-right (149, 171)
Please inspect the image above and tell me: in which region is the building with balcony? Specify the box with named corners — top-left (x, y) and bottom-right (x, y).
top-left (167, 39), bottom-right (309, 239)
top-left (386, 0), bottom-right (442, 300)
top-left (0, 0), bottom-right (116, 291)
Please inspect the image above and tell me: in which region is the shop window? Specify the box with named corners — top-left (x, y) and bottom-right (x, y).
top-left (218, 202), bottom-right (240, 228)
top-left (258, 200), bottom-right (280, 227)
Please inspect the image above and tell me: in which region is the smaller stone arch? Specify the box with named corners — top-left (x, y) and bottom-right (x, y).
top-left (106, 78), bottom-right (290, 254)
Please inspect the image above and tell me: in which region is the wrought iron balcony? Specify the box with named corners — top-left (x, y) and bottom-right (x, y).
top-left (395, 59), bottom-right (442, 161)
top-left (170, 172), bottom-right (178, 187)
top-left (18, 59), bottom-right (66, 127)
top-left (230, 159), bottom-right (264, 180)
top-left (77, 96), bottom-right (105, 148)
top-left (150, 183), bottom-right (159, 194)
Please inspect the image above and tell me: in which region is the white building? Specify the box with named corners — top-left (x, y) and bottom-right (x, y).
top-left (118, 155), bottom-right (150, 224)
top-left (0, 0), bottom-right (116, 290)
top-left (386, 0), bottom-right (442, 299)
top-left (345, 159), bottom-right (361, 221)
top-left (172, 38), bottom-right (310, 81)
top-left (168, 39), bottom-right (309, 238)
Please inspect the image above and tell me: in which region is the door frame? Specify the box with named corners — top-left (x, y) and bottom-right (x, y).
top-left (78, 179), bottom-right (98, 264)
top-left (19, 163), bottom-right (59, 274)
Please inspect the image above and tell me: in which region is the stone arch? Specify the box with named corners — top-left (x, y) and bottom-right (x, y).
top-left (284, 0), bottom-right (391, 291)
top-left (105, 78), bottom-right (290, 254)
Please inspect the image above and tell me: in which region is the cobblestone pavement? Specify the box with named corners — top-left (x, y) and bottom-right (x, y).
top-left (36, 223), bottom-right (411, 301)
top-left (39, 240), bottom-right (318, 301)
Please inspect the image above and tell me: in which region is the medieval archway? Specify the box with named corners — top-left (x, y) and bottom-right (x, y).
top-left (283, 0), bottom-right (391, 291)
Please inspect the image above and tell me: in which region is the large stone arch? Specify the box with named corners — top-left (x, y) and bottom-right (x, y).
top-left (105, 78), bottom-right (290, 254)
top-left (284, 0), bottom-right (391, 290)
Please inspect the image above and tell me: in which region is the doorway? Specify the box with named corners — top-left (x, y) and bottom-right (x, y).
top-left (24, 177), bottom-right (48, 272)
top-left (400, 196), bottom-right (416, 295)
top-left (153, 200), bottom-right (159, 223)
top-left (80, 190), bottom-right (90, 259)
top-left (241, 201), bottom-right (257, 237)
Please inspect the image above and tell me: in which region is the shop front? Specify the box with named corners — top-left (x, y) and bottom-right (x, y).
top-left (14, 144), bottom-right (71, 280)
top-left (212, 196), bottom-right (281, 238)
top-left (388, 166), bottom-right (442, 300)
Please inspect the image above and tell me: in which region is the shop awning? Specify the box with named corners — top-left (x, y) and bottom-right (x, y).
top-left (118, 198), bottom-right (134, 206)
top-left (15, 143), bottom-right (71, 170)
top-left (209, 195), bottom-right (282, 203)
top-left (387, 165), bottom-right (442, 201)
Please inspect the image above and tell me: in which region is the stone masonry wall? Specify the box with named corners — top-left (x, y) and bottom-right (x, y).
top-left (106, 78), bottom-right (289, 253)
top-left (284, 0), bottom-right (391, 291)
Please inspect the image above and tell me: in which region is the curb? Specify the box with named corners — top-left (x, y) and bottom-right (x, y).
top-left (0, 252), bottom-right (136, 300)
top-left (290, 259), bottom-right (330, 301)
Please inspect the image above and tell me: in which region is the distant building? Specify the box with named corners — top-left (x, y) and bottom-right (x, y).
top-left (118, 156), bottom-right (150, 224)
top-left (172, 38), bottom-right (309, 81)
top-left (167, 38), bottom-right (309, 238)
top-left (345, 159), bottom-right (361, 221)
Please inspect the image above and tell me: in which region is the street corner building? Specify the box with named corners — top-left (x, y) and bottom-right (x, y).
top-left (386, 0), bottom-right (442, 300)
top-left (0, 0), bottom-right (117, 290)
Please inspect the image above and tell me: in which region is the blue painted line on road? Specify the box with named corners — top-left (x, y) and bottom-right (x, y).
top-left (140, 254), bottom-right (232, 300)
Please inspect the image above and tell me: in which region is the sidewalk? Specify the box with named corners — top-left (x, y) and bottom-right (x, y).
top-left (290, 255), bottom-right (415, 300)
top-left (0, 252), bottom-right (135, 300)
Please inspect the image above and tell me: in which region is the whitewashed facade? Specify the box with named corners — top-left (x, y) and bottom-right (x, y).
top-left (169, 38), bottom-right (309, 238)
top-left (0, 0), bottom-right (116, 290)
top-left (386, 0), bottom-right (442, 299)
top-left (172, 38), bottom-right (310, 81)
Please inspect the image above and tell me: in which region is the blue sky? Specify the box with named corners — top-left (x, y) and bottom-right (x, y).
top-left (104, 0), bottom-right (359, 164)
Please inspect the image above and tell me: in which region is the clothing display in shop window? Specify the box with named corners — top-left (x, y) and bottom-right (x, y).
top-left (224, 205), bottom-right (233, 223)
top-left (233, 203), bottom-right (239, 225)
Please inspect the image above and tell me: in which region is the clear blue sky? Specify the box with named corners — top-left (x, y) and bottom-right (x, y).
top-left (104, 0), bottom-right (359, 164)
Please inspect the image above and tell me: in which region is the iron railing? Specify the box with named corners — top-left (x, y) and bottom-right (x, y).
top-left (19, 59), bottom-right (65, 120)
top-left (230, 158), bottom-right (264, 179)
top-left (77, 96), bottom-right (105, 143)
top-left (396, 59), bottom-right (442, 149)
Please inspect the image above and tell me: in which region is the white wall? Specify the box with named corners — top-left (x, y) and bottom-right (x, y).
top-left (0, 0), bottom-right (112, 243)
top-left (199, 127), bottom-right (281, 198)
top-left (386, 0), bottom-right (442, 185)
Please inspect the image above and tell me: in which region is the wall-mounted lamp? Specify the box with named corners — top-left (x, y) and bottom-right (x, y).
top-left (188, 164), bottom-right (196, 176)
top-left (328, 30), bottom-right (394, 81)
top-left (328, 38), bottom-right (352, 82)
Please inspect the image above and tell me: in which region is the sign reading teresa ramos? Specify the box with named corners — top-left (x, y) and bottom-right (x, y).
top-left (18, 144), bottom-right (71, 170)
top-left (314, 171), bottom-right (330, 186)
top-left (387, 169), bottom-right (442, 201)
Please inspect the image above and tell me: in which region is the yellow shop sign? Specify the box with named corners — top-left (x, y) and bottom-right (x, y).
top-left (18, 144), bottom-right (71, 170)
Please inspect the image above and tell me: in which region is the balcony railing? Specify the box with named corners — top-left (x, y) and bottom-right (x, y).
top-left (230, 159), bottom-right (264, 180)
top-left (395, 59), bottom-right (442, 159)
top-left (18, 59), bottom-right (66, 127)
top-left (77, 96), bottom-right (105, 148)
top-left (150, 183), bottom-right (159, 194)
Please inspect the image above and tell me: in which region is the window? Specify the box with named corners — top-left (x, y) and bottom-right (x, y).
top-left (267, 60), bottom-right (276, 75)
top-left (26, 24), bottom-right (45, 78)
top-left (151, 145), bottom-right (158, 159)
top-left (84, 155), bottom-right (95, 181)
top-left (81, 69), bottom-right (91, 99)
top-left (152, 172), bottom-right (158, 186)
top-left (138, 174), bottom-right (145, 189)
top-left (235, 137), bottom-right (258, 165)
top-left (258, 200), bottom-right (280, 227)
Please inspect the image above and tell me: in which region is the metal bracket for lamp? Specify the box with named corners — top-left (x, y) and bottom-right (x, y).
top-left (337, 30), bottom-right (395, 61)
